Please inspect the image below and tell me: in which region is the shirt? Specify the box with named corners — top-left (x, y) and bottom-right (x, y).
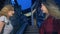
top-left (0, 16), bottom-right (13, 34)
top-left (39, 15), bottom-right (60, 34)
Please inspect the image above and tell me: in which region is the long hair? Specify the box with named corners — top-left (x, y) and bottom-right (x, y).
top-left (0, 5), bottom-right (14, 17)
top-left (43, 0), bottom-right (60, 19)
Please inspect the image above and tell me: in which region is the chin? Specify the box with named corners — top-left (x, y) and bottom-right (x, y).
top-left (10, 15), bottom-right (13, 17)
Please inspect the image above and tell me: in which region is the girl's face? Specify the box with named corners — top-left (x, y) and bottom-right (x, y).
top-left (41, 4), bottom-right (48, 14)
top-left (8, 11), bottom-right (14, 16)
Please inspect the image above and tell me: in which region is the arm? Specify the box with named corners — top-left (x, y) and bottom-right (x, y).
top-left (0, 16), bottom-right (6, 33)
top-left (0, 21), bottom-right (4, 33)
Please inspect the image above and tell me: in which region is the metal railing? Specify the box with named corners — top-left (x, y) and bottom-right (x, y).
top-left (31, 1), bottom-right (37, 26)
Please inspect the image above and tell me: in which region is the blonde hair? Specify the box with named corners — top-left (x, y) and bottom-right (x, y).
top-left (0, 5), bottom-right (14, 16)
top-left (43, 1), bottom-right (60, 19)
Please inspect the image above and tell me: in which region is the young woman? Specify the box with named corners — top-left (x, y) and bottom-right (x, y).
top-left (39, 1), bottom-right (60, 34)
top-left (0, 5), bottom-right (14, 34)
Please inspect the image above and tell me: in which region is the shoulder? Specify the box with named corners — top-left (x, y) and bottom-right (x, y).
top-left (0, 16), bottom-right (7, 22)
top-left (0, 16), bottom-right (7, 19)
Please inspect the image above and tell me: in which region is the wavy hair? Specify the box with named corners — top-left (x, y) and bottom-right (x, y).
top-left (0, 5), bottom-right (14, 17)
top-left (43, 0), bottom-right (60, 19)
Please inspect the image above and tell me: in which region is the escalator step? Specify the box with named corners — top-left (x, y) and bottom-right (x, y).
top-left (24, 25), bottom-right (39, 34)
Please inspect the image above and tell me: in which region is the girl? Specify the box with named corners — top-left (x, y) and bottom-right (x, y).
top-left (39, 0), bottom-right (60, 34)
top-left (0, 5), bottom-right (14, 34)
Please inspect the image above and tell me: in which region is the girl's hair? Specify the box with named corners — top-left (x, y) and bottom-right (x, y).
top-left (0, 5), bottom-right (14, 16)
top-left (43, 0), bottom-right (60, 19)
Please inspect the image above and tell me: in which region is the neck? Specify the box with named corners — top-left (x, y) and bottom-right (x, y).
top-left (44, 13), bottom-right (49, 20)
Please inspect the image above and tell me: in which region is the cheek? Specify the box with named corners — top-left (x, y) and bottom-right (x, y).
top-left (8, 13), bottom-right (12, 15)
top-left (8, 12), bottom-right (12, 16)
